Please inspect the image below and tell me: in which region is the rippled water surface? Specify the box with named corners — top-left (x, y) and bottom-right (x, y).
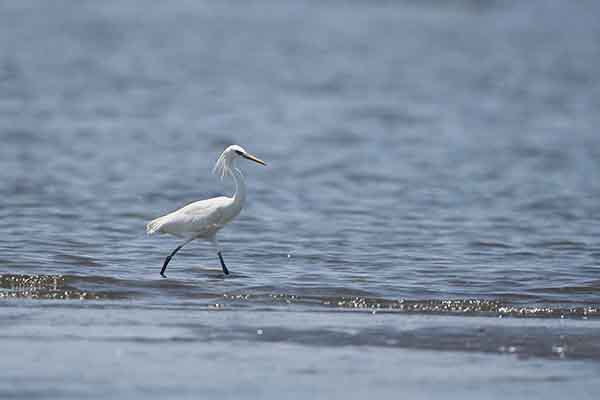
top-left (1, 0), bottom-right (600, 398)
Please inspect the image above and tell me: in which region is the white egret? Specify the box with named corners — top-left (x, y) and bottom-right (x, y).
top-left (146, 145), bottom-right (266, 277)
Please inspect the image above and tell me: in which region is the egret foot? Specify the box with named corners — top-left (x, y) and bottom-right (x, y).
top-left (218, 252), bottom-right (230, 275)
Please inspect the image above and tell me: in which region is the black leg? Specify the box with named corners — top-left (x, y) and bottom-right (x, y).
top-left (160, 238), bottom-right (194, 277)
top-left (217, 251), bottom-right (230, 275)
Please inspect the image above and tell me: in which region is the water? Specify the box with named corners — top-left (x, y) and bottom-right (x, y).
top-left (1, 0), bottom-right (600, 398)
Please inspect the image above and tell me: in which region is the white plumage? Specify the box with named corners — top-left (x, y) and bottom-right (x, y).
top-left (147, 145), bottom-right (266, 277)
top-left (146, 196), bottom-right (230, 238)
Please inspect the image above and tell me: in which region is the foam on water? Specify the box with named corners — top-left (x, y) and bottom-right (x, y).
top-left (2, 274), bottom-right (598, 320)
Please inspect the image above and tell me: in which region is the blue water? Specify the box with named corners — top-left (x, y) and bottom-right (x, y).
top-left (1, 0), bottom-right (600, 398)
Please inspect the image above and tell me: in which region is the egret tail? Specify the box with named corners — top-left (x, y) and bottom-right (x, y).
top-left (146, 216), bottom-right (167, 235)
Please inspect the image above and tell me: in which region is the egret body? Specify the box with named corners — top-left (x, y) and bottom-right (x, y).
top-left (146, 145), bottom-right (266, 277)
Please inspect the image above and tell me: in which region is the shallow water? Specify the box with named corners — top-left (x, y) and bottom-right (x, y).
top-left (1, 0), bottom-right (600, 398)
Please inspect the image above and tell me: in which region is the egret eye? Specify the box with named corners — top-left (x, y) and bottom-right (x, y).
top-left (235, 150), bottom-right (243, 155)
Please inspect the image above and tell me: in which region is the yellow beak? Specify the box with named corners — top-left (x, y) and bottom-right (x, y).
top-left (242, 153), bottom-right (267, 166)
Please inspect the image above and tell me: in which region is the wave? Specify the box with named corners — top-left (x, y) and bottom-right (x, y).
top-left (1, 274), bottom-right (598, 318)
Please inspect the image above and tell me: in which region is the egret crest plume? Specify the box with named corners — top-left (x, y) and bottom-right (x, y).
top-left (213, 149), bottom-right (231, 179)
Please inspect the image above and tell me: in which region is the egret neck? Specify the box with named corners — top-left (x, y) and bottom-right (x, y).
top-left (231, 167), bottom-right (246, 209)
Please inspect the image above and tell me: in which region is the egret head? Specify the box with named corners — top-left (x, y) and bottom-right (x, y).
top-left (213, 145), bottom-right (266, 178)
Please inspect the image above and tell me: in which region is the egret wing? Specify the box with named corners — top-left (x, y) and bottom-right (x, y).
top-left (156, 197), bottom-right (229, 237)
top-left (183, 197), bottom-right (228, 230)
